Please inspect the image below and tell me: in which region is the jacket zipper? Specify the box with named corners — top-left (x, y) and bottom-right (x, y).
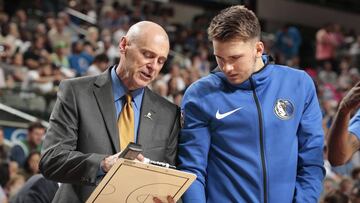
top-left (249, 77), bottom-right (267, 203)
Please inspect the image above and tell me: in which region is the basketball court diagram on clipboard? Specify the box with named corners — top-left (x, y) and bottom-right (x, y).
top-left (86, 159), bottom-right (196, 203)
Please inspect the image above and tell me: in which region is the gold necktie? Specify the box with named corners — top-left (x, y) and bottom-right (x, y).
top-left (118, 94), bottom-right (134, 150)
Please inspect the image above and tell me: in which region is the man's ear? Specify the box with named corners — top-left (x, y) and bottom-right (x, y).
top-left (255, 41), bottom-right (264, 58)
top-left (119, 37), bottom-right (127, 54)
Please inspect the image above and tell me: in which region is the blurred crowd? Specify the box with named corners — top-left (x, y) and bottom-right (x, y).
top-left (0, 0), bottom-right (360, 202)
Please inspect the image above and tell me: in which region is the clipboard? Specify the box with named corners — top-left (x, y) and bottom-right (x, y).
top-left (86, 159), bottom-right (197, 203)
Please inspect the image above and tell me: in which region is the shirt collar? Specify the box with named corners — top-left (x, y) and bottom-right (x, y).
top-left (111, 66), bottom-right (144, 110)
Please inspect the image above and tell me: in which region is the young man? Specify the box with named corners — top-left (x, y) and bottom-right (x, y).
top-left (178, 5), bottom-right (325, 203)
top-left (328, 82), bottom-right (360, 166)
top-left (10, 122), bottom-right (45, 168)
top-left (40, 21), bottom-right (180, 203)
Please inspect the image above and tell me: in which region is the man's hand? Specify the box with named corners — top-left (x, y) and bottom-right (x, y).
top-left (339, 82), bottom-right (360, 114)
top-left (153, 196), bottom-right (175, 203)
top-left (101, 152), bottom-right (144, 173)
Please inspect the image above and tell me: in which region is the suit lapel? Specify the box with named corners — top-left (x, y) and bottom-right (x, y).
top-left (137, 87), bottom-right (157, 145)
top-left (93, 67), bottom-right (120, 152)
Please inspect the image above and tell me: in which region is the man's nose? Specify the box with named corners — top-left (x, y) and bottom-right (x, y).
top-left (147, 58), bottom-right (160, 70)
top-left (222, 63), bottom-right (234, 73)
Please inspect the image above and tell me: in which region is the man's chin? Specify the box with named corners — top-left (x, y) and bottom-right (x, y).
top-left (131, 80), bottom-right (150, 90)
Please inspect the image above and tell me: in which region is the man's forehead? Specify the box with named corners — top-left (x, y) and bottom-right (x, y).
top-left (213, 40), bottom-right (252, 53)
top-left (138, 37), bottom-right (169, 55)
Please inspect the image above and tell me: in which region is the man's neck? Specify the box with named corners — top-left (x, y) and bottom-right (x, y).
top-left (254, 56), bottom-right (265, 72)
top-left (28, 141), bottom-right (38, 149)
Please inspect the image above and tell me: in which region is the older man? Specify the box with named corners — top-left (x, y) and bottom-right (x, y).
top-left (40, 21), bottom-right (180, 203)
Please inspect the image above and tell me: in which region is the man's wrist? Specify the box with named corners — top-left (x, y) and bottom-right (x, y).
top-left (97, 160), bottom-right (106, 177)
top-left (100, 156), bottom-right (110, 173)
top-left (338, 102), bottom-right (352, 116)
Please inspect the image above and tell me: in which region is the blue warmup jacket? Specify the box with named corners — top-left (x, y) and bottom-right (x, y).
top-left (178, 56), bottom-right (325, 203)
top-left (349, 109), bottom-right (360, 139)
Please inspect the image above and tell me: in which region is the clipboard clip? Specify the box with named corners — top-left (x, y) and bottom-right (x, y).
top-left (143, 158), bottom-right (176, 169)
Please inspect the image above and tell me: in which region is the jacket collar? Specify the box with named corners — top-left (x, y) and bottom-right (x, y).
top-left (212, 54), bottom-right (274, 91)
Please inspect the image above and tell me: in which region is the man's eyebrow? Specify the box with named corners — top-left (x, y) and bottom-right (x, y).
top-left (214, 54), bottom-right (223, 59)
top-left (141, 48), bottom-right (167, 61)
top-left (140, 48), bottom-right (155, 54)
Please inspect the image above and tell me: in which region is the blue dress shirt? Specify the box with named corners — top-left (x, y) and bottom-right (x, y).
top-left (111, 66), bottom-right (144, 142)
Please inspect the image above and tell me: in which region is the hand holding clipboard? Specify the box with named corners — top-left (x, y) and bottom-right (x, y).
top-left (87, 143), bottom-right (196, 203)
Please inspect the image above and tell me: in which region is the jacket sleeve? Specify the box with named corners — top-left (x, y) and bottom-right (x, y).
top-left (349, 110), bottom-right (360, 138)
top-left (39, 80), bottom-right (107, 186)
top-left (294, 73), bottom-right (325, 202)
top-left (177, 85), bottom-right (210, 203)
top-left (164, 106), bottom-right (181, 166)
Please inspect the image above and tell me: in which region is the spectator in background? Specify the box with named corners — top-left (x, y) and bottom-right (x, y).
top-left (274, 24), bottom-right (302, 65)
top-left (85, 26), bottom-right (100, 53)
top-left (191, 53), bottom-right (210, 77)
top-left (0, 161), bottom-right (10, 188)
top-left (339, 178), bottom-right (354, 196)
top-left (22, 62), bottom-right (56, 94)
top-left (68, 40), bottom-right (93, 76)
top-left (50, 42), bottom-right (75, 78)
top-left (351, 185), bottom-right (360, 203)
top-left (9, 122), bottom-right (45, 168)
top-left (0, 127), bottom-right (11, 162)
top-left (153, 80), bottom-right (169, 100)
top-left (352, 167), bottom-right (360, 188)
top-left (83, 41), bottom-right (96, 57)
top-left (316, 24), bottom-right (338, 70)
top-left (51, 41), bottom-right (70, 69)
top-left (100, 29), bottom-right (119, 64)
top-left (9, 53), bottom-right (28, 83)
top-left (8, 161), bottom-right (19, 180)
top-left (349, 35), bottom-right (360, 68)
top-left (166, 77), bottom-right (180, 102)
top-left (0, 184), bottom-right (6, 203)
top-left (323, 190), bottom-right (349, 203)
top-left (99, 6), bottom-right (114, 30)
top-left (57, 11), bottom-right (79, 43)
top-left (172, 91), bottom-right (183, 106)
top-left (162, 63), bottom-right (185, 92)
top-left (0, 66), bottom-right (6, 88)
top-left (47, 18), bottom-right (72, 51)
top-left (22, 151), bottom-right (41, 180)
top-left (338, 57), bottom-right (354, 91)
top-left (322, 178), bottom-right (338, 200)
top-left (5, 174), bottom-right (25, 200)
top-left (319, 61), bottom-right (337, 85)
top-left (23, 35), bottom-right (49, 71)
top-left (86, 53), bottom-right (109, 76)
top-left (2, 22), bottom-right (21, 56)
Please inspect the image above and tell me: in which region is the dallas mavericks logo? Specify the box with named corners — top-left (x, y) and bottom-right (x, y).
top-left (274, 99), bottom-right (294, 120)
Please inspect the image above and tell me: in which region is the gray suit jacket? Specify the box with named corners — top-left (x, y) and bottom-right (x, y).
top-left (39, 67), bottom-right (180, 203)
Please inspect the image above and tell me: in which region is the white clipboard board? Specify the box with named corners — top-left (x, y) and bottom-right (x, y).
top-left (86, 159), bottom-right (196, 203)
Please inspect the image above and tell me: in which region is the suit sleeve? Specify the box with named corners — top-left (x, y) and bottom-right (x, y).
top-left (177, 84), bottom-right (210, 203)
top-left (294, 73), bottom-right (325, 202)
top-left (39, 80), bottom-right (107, 186)
top-left (164, 106), bottom-right (181, 166)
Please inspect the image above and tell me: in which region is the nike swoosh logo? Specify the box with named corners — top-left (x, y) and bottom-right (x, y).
top-left (216, 107), bottom-right (243, 119)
